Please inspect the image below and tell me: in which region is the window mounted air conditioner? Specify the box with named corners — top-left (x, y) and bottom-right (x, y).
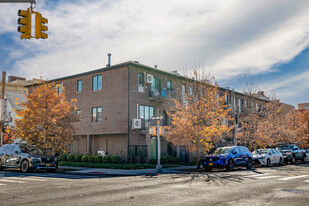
top-left (132, 118), bottom-right (142, 129)
top-left (146, 74), bottom-right (154, 84)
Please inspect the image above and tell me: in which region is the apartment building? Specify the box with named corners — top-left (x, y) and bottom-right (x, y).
top-left (44, 60), bottom-right (281, 162)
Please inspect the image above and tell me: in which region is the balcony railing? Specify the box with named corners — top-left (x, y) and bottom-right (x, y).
top-left (148, 88), bottom-right (175, 102)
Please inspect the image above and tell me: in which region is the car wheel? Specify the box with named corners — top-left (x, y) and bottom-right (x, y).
top-left (266, 159), bottom-right (271, 167)
top-left (226, 159), bottom-right (235, 171)
top-left (0, 160), bottom-right (3, 171)
top-left (279, 158), bottom-right (283, 166)
top-left (20, 159), bottom-right (30, 173)
top-left (291, 156), bottom-right (296, 164)
top-left (301, 155), bottom-right (306, 164)
top-left (204, 166), bottom-right (212, 172)
top-left (246, 158), bottom-right (253, 169)
top-left (49, 169), bottom-right (56, 173)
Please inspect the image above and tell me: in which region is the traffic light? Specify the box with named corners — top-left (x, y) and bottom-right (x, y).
top-left (17, 8), bottom-right (31, 39)
top-left (35, 12), bottom-right (48, 39)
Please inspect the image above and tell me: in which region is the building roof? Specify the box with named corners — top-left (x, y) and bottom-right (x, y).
top-left (4, 90), bottom-right (27, 111)
top-left (25, 60), bottom-right (272, 102)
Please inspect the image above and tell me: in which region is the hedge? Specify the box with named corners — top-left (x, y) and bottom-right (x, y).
top-left (67, 154), bottom-right (75, 161)
top-left (74, 154), bottom-right (83, 162)
top-left (60, 154), bottom-right (67, 161)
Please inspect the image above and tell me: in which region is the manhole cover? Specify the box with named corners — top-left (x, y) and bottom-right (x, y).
top-left (282, 189), bottom-right (309, 194)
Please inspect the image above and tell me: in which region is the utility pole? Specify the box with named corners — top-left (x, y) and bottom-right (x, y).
top-left (156, 120), bottom-right (162, 173)
top-left (0, 71), bottom-right (6, 146)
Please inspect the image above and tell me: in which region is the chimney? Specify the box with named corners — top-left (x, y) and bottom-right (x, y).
top-left (154, 65), bottom-right (158, 69)
top-left (106, 53), bottom-right (111, 67)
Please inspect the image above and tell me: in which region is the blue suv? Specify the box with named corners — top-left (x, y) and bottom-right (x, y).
top-left (203, 146), bottom-right (253, 171)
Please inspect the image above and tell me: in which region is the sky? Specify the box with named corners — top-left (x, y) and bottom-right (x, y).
top-left (0, 0), bottom-right (309, 108)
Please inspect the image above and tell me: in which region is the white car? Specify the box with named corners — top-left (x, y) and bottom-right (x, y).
top-left (252, 148), bottom-right (283, 166)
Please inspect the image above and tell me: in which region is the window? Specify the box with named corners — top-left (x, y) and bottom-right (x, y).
top-left (256, 103), bottom-right (259, 111)
top-left (234, 97), bottom-right (236, 111)
top-left (55, 82), bottom-right (63, 94)
top-left (189, 87), bottom-right (193, 96)
top-left (76, 110), bottom-right (81, 115)
top-left (138, 73), bottom-right (144, 87)
top-left (150, 77), bottom-right (161, 96)
top-left (225, 95), bottom-right (228, 105)
top-left (182, 85), bottom-right (186, 96)
top-left (139, 105), bottom-right (155, 120)
top-left (244, 100), bottom-right (248, 109)
top-left (91, 107), bottom-right (102, 122)
top-left (92, 75), bottom-right (102, 91)
top-left (77, 80), bottom-right (82, 92)
top-left (167, 80), bottom-right (172, 93)
top-left (238, 99), bottom-right (243, 112)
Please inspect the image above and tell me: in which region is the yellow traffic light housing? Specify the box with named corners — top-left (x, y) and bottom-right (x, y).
top-left (17, 8), bottom-right (31, 39)
top-left (35, 12), bottom-right (48, 39)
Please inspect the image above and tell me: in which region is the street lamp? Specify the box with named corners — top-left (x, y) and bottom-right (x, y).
top-left (151, 115), bottom-right (163, 173)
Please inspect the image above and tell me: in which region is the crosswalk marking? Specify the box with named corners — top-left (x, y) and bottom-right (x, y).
top-left (0, 183), bottom-right (6, 185)
top-left (0, 179), bottom-right (25, 184)
top-left (279, 175), bottom-right (309, 181)
top-left (255, 175), bottom-right (279, 179)
top-left (304, 180), bottom-right (309, 183)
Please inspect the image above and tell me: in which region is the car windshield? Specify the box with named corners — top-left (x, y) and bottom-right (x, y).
top-left (253, 150), bottom-right (268, 155)
top-left (19, 145), bottom-right (43, 155)
top-left (213, 147), bottom-right (233, 155)
top-left (277, 145), bottom-right (293, 150)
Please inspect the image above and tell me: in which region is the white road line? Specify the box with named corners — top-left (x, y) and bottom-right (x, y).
top-left (255, 176), bottom-right (279, 179)
top-left (304, 180), bottom-right (309, 183)
top-left (0, 183), bottom-right (6, 186)
top-left (0, 179), bottom-right (25, 184)
top-left (7, 177), bottom-right (47, 182)
top-left (245, 174), bottom-right (269, 178)
top-left (279, 175), bottom-right (309, 181)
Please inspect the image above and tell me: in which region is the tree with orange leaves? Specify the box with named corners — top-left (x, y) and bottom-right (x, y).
top-left (9, 82), bottom-right (79, 153)
top-left (165, 72), bottom-right (234, 168)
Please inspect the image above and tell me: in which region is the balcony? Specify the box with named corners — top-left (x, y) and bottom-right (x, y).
top-left (148, 88), bottom-right (175, 102)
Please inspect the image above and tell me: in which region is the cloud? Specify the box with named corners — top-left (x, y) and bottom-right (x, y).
top-left (0, 0), bottom-right (309, 84)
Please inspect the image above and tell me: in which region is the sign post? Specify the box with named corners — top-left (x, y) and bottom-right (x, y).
top-left (151, 115), bottom-right (163, 174)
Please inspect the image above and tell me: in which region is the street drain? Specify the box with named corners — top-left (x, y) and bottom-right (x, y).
top-left (282, 189), bottom-right (309, 194)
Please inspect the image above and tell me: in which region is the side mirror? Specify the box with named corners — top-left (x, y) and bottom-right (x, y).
top-left (14, 150), bottom-right (19, 154)
top-left (233, 151), bottom-right (237, 155)
top-left (294, 148), bottom-right (298, 151)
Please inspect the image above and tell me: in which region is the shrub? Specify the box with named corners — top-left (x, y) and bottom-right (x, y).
top-left (161, 155), bottom-right (180, 164)
top-left (82, 155), bottom-right (88, 162)
top-left (111, 154), bottom-right (121, 164)
top-left (88, 155), bottom-right (95, 162)
top-left (148, 159), bottom-right (157, 164)
top-left (94, 155), bottom-right (102, 163)
top-left (67, 154), bottom-right (75, 161)
top-left (60, 154), bottom-right (67, 161)
top-left (102, 154), bottom-right (112, 163)
top-left (74, 154), bottom-right (83, 162)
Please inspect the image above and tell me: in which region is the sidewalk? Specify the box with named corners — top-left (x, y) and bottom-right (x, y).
top-left (59, 165), bottom-right (198, 176)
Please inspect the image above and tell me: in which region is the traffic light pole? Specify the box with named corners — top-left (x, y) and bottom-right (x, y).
top-left (156, 120), bottom-right (162, 173)
top-left (0, 0), bottom-right (36, 9)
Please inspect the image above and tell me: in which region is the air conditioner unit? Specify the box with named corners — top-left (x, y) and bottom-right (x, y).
top-left (132, 118), bottom-right (142, 129)
top-left (146, 74), bottom-right (154, 84)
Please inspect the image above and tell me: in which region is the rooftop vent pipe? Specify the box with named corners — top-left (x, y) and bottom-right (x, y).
top-left (106, 53), bottom-right (111, 67)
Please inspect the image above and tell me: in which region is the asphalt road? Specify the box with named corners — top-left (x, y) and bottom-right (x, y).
top-left (0, 164), bottom-right (308, 206)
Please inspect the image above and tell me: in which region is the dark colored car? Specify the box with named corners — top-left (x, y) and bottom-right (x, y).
top-left (203, 146), bottom-right (253, 171)
top-left (0, 143), bottom-right (59, 173)
top-left (276, 144), bottom-right (306, 164)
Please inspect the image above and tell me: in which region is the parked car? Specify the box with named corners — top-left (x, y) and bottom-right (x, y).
top-left (252, 148), bottom-right (283, 166)
top-left (305, 149), bottom-right (309, 162)
top-left (0, 143), bottom-right (59, 173)
top-left (203, 146), bottom-right (253, 171)
top-left (276, 144), bottom-right (306, 164)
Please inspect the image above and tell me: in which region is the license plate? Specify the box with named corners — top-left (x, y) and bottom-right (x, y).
top-left (209, 163), bottom-right (213, 166)
top-left (46, 164), bottom-right (51, 167)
